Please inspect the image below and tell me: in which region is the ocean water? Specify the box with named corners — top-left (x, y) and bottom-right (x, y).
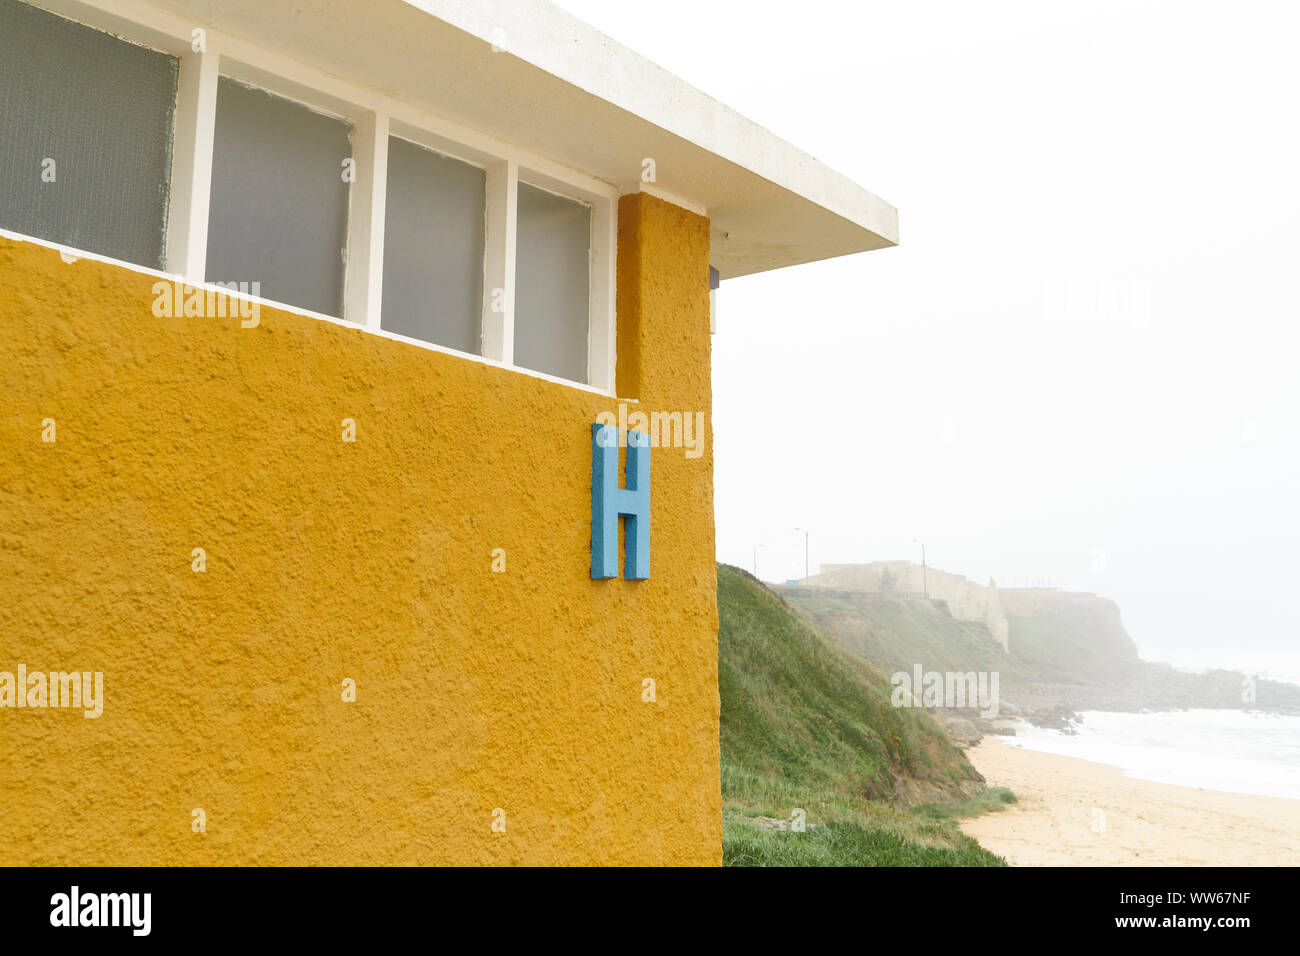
top-left (1006, 709), bottom-right (1300, 800)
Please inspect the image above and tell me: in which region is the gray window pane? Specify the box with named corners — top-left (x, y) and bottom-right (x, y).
top-left (0, 0), bottom-right (177, 269)
top-left (381, 137), bottom-right (485, 354)
top-left (205, 78), bottom-right (351, 318)
top-left (514, 182), bottom-right (590, 383)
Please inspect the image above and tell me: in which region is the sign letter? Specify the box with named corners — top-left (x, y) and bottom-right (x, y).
top-left (591, 423), bottom-right (650, 580)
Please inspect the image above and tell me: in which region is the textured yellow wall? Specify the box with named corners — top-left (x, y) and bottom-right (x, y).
top-left (0, 192), bottom-right (720, 865)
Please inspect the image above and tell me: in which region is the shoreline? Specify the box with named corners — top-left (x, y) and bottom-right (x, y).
top-left (960, 736), bottom-right (1300, 866)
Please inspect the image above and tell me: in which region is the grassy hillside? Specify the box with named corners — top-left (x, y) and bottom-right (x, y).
top-left (782, 588), bottom-right (1037, 682)
top-left (718, 564), bottom-right (1008, 866)
top-left (783, 584), bottom-right (1144, 692)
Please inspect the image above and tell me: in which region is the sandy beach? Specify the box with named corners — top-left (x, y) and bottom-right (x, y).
top-left (961, 736), bottom-right (1300, 866)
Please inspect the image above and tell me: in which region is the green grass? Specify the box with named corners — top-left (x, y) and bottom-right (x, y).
top-left (723, 817), bottom-right (1006, 867)
top-left (915, 787), bottom-right (1018, 822)
top-left (719, 565), bottom-right (979, 799)
top-left (717, 564), bottom-right (1009, 866)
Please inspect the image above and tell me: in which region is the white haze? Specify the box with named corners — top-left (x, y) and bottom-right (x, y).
top-left (552, 0), bottom-right (1300, 679)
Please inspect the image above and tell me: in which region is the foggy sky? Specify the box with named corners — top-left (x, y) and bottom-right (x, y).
top-left (554, 0), bottom-right (1300, 678)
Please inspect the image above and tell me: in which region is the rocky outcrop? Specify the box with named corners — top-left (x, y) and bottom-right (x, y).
top-left (932, 710), bottom-right (983, 747)
top-left (1000, 587), bottom-right (1139, 673)
top-left (786, 561), bottom-right (1300, 730)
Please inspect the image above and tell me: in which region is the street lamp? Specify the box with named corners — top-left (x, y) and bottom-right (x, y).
top-left (752, 543), bottom-right (766, 578)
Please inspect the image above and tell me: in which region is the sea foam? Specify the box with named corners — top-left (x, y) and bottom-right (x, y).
top-left (1006, 708), bottom-right (1300, 800)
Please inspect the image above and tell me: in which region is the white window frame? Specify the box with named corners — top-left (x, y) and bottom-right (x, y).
top-left (514, 171), bottom-right (614, 391)
top-left (15, 0), bottom-right (620, 396)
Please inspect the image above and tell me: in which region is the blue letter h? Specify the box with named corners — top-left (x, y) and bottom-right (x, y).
top-left (591, 423), bottom-right (650, 580)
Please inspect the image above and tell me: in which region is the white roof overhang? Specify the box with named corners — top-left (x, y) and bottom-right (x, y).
top-left (143, 0), bottom-right (900, 277)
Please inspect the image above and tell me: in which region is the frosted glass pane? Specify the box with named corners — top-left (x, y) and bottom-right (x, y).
top-left (205, 78), bottom-right (351, 318)
top-left (514, 182), bottom-right (590, 383)
top-left (0, 0), bottom-right (177, 268)
top-left (381, 137), bottom-right (485, 354)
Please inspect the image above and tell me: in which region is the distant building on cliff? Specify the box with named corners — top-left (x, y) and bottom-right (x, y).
top-left (805, 562), bottom-right (1011, 650)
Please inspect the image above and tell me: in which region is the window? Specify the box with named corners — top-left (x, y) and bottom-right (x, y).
top-left (204, 78), bottom-right (352, 318)
top-left (381, 137), bottom-right (485, 355)
top-left (514, 182), bottom-right (592, 384)
top-left (0, 0), bottom-right (617, 393)
top-left (0, 0), bottom-right (177, 269)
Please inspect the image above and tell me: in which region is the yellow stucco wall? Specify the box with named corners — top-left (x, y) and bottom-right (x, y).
top-left (0, 192), bottom-right (720, 865)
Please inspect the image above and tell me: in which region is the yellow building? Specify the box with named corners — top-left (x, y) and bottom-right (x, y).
top-left (0, 0), bottom-right (896, 865)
